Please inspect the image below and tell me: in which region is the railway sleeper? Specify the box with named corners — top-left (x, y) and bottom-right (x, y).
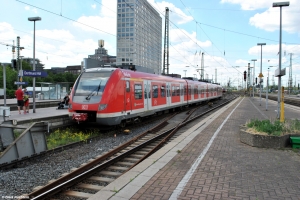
top-left (130, 154), bottom-right (144, 159)
top-left (108, 165), bottom-right (129, 171)
top-left (115, 161), bottom-right (135, 167)
top-left (76, 183), bottom-right (104, 191)
top-left (123, 157), bottom-right (139, 162)
top-left (134, 150), bottom-right (148, 155)
top-left (88, 176), bottom-right (115, 183)
top-left (99, 170), bottom-right (122, 177)
top-left (63, 190), bottom-right (93, 199)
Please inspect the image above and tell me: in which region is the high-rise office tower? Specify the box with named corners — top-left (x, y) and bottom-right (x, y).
top-left (116, 0), bottom-right (162, 74)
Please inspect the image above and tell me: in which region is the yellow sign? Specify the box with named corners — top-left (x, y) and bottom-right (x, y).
top-left (258, 73), bottom-right (264, 78)
top-left (19, 77), bottom-right (22, 82)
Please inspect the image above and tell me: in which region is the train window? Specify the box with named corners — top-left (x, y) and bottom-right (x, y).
top-left (152, 85), bottom-right (158, 98)
top-left (184, 86), bottom-right (187, 95)
top-left (194, 86), bottom-right (198, 94)
top-left (134, 84), bottom-right (142, 99)
top-left (176, 86), bottom-right (180, 96)
top-left (73, 71), bottom-right (111, 97)
top-left (172, 86), bottom-right (175, 96)
top-left (188, 86), bottom-right (191, 95)
top-left (161, 85), bottom-right (165, 97)
top-left (126, 81), bottom-right (130, 92)
top-left (144, 84), bottom-right (147, 99)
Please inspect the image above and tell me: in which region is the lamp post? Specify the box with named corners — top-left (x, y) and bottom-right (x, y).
top-left (1, 64), bottom-right (6, 106)
top-left (28, 16), bottom-right (41, 114)
top-left (257, 43), bottom-right (266, 106)
top-left (183, 70), bottom-right (187, 77)
top-left (273, 1), bottom-right (289, 120)
top-left (251, 59), bottom-right (257, 97)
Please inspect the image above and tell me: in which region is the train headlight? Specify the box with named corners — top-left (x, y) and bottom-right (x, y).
top-left (99, 104), bottom-right (107, 111)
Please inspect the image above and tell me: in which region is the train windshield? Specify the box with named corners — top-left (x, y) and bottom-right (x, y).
top-left (73, 71), bottom-right (112, 98)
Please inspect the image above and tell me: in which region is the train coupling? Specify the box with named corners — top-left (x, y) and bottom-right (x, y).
top-left (72, 113), bottom-right (88, 123)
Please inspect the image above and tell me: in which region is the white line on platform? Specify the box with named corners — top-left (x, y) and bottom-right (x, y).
top-left (169, 97), bottom-right (244, 200)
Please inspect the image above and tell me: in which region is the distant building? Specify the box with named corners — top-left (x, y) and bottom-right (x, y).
top-left (50, 67), bottom-right (65, 74)
top-left (84, 40), bottom-right (116, 69)
top-left (65, 65), bottom-right (81, 75)
top-left (116, 0), bottom-right (162, 74)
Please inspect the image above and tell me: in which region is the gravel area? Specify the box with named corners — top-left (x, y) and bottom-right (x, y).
top-left (0, 94), bottom-right (234, 199)
top-left (0, 121), bottom-right (161, 198)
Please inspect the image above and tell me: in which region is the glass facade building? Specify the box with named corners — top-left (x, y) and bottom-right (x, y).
top-left (116, 0), bottom-right (162, 74)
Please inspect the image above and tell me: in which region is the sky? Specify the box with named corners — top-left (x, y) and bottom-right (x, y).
top-left (0, 0), bottom-right (299, 88)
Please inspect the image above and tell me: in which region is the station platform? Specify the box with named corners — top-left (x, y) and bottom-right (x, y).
top-left (0, 98), bottom-right (60, 111)
top-left (0, 105), bottom-right (69, 127)
top-left (89, 96), bottom-right (300, 200)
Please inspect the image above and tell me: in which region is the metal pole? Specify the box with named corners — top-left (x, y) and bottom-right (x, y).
top-left (266, 69), bottom-right (269, 111)
top-left (252, 60), bottom-right (256, 97)
top-left (33, 21), bottom-right (36, 113)
top-left (260, 45), bottom-right (262, 105)
top-left (277, 6), bottom-right (282, 119)
top-left (3, 65), bottom-right (6, 106)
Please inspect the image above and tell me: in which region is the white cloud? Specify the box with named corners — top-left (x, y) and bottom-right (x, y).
top-left (91, 4), bottom-right (96, 9)
top-left (0, 22), bottom-right (17, 42)
top-left (73, 15), bottom-right (115, 36)
top-left (222, 0), bottom-right (300, 34)
top-left (23, 5), bottom-right (38, 14)
top-left (249, 5), bottom-right (300, 34)
top-left (221, 0), bottom-right (271, 10)
top-left (148, 0), bottom-right (193, 24)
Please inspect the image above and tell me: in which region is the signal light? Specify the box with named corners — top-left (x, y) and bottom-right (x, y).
top-left (11, 59), bottom-right (17, 69)
top-left (243, 71), bottom-right (247, 81)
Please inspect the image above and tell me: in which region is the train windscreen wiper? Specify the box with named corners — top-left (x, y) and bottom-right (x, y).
top-left (86, 81), bottom-right (102, 100)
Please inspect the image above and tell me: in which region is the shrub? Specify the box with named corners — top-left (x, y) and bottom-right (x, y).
top-left (246, 119), bottom-right (300, 136)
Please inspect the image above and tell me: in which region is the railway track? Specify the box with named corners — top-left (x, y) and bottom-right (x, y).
top-left (24, 96), bottom-right (237, 200)
top-left (259, 94), bottom-right (300, 106)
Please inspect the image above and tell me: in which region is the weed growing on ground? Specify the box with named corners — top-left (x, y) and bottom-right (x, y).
top-left (47, 127), bottom-right (100, 149)
top-left (246, 119), bottom-right (300, 136)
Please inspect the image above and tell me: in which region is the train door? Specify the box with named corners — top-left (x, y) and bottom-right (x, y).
top-left (143, 80), bottom-right (150, 111)
top-left (166, 82), bottom-right (171, 106)
top-left (180, 84), bottom-right (184, 103)
top-left (124, 80), bottom-right (132, 113)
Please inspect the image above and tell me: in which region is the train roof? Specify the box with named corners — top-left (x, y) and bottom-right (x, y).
top-left (83, 68), bottom-right (221, 86)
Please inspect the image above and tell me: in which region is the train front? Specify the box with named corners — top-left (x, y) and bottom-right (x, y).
top-left (68, 68), bottom-right (115, 124)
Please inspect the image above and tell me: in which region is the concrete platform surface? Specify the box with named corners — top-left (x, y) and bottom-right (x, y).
top-left (89, 96), bottom-right (300, 200)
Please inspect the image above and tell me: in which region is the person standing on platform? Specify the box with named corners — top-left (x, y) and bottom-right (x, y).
top-left (15, 86), bottom-right (26, 114)
top-left (23, 88), bottom-right (30, 113)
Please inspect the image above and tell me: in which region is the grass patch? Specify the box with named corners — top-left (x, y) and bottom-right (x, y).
top-left (47, 127), bottom-right (101, 150)
top-left (246, 119), bottom-right (300, 136)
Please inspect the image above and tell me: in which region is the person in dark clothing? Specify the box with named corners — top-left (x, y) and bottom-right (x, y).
top-left (58, 94), bottom-right (70, 109)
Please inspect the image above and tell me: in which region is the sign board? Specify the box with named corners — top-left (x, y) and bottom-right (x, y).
top-left (22, 70), bottom-right (47, 77)
top-left (14, 81), bottom-right (28, 85)
top-left (275, 67), bottom-right (286, 77)
top-left (258, 73), bottom-right (264, 78)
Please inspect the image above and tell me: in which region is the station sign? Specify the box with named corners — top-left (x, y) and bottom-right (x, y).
top-left (14, 81), bottom-right (28, 85)
top-left (21, 70), bottom-right (47, 77)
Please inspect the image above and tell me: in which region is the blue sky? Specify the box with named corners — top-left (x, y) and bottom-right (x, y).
top-left (0, 0), bottom-right (299, 87)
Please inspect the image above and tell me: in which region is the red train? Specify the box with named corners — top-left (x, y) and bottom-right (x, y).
top-left (69, 68), bottom-right (223, 126)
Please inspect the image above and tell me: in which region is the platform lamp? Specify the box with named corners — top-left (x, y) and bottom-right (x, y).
top-left (273, 1), bottom-right (289, 120)
top-left (257, 43), bottom-right (266, 106)
top-left (28, 16), bottom-right (41, 113)
top-left (251, 59), bottom-right (257, 97)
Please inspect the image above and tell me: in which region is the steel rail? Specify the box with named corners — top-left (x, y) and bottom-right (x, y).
top-left (26, 96), bottom-right (237, 199)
